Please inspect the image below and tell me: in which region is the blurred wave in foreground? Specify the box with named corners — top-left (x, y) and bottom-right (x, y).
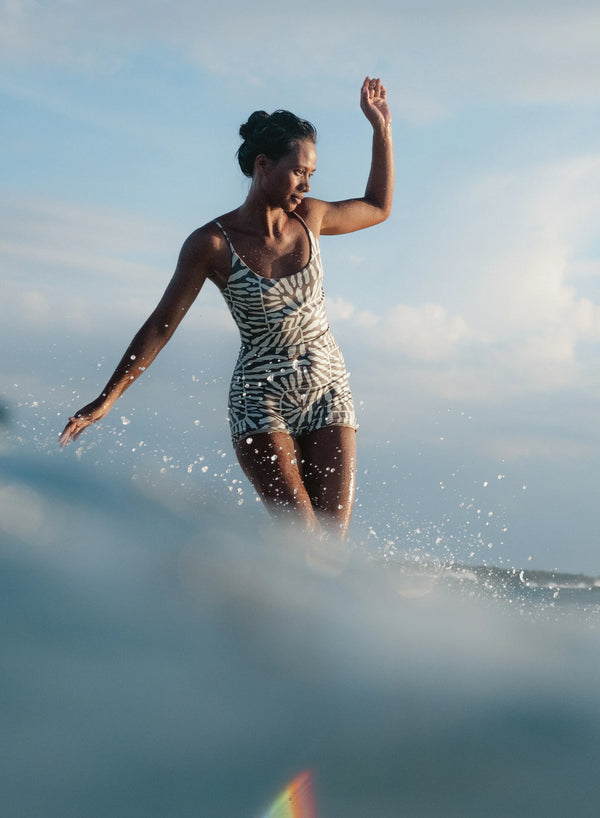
top-left (2, 453), bottom-right (600, 818)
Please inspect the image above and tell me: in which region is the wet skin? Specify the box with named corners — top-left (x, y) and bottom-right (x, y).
top-left (59, 77), bottom-right (393, 540)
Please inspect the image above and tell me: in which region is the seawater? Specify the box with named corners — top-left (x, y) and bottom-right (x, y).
top-left (2, 452), bottom-right (600, 818)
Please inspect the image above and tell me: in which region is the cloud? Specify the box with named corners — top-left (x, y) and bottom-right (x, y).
top-left (5, 141), bottom-right (600, 409)
top-left (331, 147), bottom-right (600, 393)
top-left (331, 297), bottom-right (477, 362)
top-left (442, 155), bottom-right (600, 343)
top-left (0, 193), bottom-right (238, 347)
top-left (2, 1), bottom-right (600, 117)
top-left (0, 194), bottom-right (179, 330)
top-left (345, 151), bottom-right (600, 396)
top-left (377, 303), bottom-right (475, 361)
top-left (327, 296), bottom-right (378, 328)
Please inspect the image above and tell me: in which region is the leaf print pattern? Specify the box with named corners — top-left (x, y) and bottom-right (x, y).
top-left (216, 217), bottom-right (357, 442)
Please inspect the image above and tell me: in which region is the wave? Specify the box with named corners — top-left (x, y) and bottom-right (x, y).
top-left (380, 559), bottom-right (600, 604)
top-left (2, 452), bottom-right (600, 817)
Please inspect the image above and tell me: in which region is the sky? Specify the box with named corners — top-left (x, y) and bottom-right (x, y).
top-left (1, 0), bottom-right (600, 572)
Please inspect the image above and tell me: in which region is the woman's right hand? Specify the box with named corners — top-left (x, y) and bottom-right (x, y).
top-left (59, 396), bottom-right (111, 447)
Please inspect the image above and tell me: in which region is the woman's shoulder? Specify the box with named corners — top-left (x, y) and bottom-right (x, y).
top-left (174, 217), bottom-right (236, 289)
top-left (180, 216), bottom-right (234, 259)
top-left (296, 197), bottom-right (327, 236)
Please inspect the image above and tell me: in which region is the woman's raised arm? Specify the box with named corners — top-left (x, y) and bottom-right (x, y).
top-left (309, 76), bottom-right (394, 236)
top-left (59, 228), bottom-right (217, 447)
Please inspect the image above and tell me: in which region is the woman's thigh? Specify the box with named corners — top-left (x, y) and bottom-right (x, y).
top-left (297, 425), bottom-right (357, 539)
top-left (234, 431), bottom-right (318, 532)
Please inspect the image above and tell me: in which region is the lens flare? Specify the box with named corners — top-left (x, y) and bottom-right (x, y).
top-left (261, 770), bottom-right (315, 818)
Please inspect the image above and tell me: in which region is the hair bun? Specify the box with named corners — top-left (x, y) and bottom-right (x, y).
top-left (239, 111), bottom-right (269, 141)
top-left (236, 108), bottom-right (317, 178)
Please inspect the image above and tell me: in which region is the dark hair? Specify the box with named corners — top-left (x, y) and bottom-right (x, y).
top-left (237, 110), bottom-right (317, 177)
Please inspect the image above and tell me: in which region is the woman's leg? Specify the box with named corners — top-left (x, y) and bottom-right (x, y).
top-left (234, 426), bottom-right (357, 539)
top-left (297, 425), bottom-right (357, 540)
top-left (234, 431), bottom-right (320, 534)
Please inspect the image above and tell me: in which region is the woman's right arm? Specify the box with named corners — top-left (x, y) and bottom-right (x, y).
top-left (59, 227), bottom-right (218, 447)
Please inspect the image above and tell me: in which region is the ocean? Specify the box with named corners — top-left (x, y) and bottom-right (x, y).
top-left (2, 450), bottom-right (600, 817)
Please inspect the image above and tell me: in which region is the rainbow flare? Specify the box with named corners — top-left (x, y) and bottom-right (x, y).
top-left (261, 770), bottom-right (316, 818)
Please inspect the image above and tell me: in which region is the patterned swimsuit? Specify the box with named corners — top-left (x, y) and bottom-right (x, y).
top-left (215, 216), bottom-right (357, 444)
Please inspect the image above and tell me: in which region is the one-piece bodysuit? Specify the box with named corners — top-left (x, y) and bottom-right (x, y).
top-left (215, 215), bottom-right (357, 444)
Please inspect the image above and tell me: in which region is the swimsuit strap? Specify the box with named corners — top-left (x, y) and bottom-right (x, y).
top-left (214, 220), bottom-right (235, 256)
top-left (291, 211), bottom-right (318, 257)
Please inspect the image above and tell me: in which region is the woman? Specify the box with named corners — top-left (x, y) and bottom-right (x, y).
top-left (60, 76), bottom-right (393, 539)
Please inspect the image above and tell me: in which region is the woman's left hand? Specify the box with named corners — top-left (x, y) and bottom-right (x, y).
top-left (360, 76), bottom-right (392, 130)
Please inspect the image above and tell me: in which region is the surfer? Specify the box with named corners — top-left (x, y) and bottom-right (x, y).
top-left (59, 77), bottom-right (394, 539)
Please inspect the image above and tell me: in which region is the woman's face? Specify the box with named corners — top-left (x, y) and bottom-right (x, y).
top-left (262, 139), bottom-right (317, 211)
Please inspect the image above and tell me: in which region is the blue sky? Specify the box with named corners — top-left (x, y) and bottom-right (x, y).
top-left (2, 0), bottom-right (600, 572)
